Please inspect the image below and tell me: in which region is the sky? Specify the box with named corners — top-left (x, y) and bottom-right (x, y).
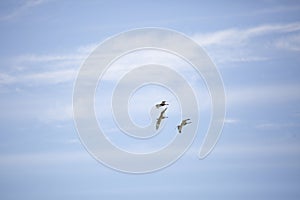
top-left (0, 0), bottom-right (300, 199)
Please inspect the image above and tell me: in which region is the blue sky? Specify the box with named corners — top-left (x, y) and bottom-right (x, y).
top-left (1, 0), bottom-right (300, 199)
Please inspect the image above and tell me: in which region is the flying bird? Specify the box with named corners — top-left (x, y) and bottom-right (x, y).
top-left (155, 101), bottom-right (169, 108)
top-left (177, 119), bottom-right (192, 133)
top-left (156, 107), bottom-right (168, 130)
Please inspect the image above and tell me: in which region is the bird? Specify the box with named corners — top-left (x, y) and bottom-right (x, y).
top-left (155, 101), bottom-right (169, 108)
top-left (177, 119), bottom-right (192, 133)
top-left (156, 107), bottom-right (168, 130)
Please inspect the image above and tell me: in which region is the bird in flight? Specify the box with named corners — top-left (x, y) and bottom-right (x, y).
top-left (155, 100), bottom-right (169, 108)
top-left (177, 119), bottom-right (192, 133)
top-left (156, 107), bottom-right (168, 130)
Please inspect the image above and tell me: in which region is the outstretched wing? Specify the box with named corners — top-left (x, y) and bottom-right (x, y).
top-left (156, 118), bottom-right (162, 130)
top-left (161, 107), bottom-right (167, 115)
top-left (182, 118), bottom-right (191, 125)
top-left (156, 108), bottom-right (168, 130)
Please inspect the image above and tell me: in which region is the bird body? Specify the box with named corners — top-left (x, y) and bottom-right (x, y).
top-left (155, 101), bottom-right (169, 109)
top-left (177, 119), bottom-right (192, 133)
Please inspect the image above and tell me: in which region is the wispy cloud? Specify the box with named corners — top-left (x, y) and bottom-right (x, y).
top-left (4, 22), bottom-right (300, 86)
top-left (0, 0), bottom-right (47, 21)
top-left (193, 22), bottom-right (300, 63)
top-left (275, 33), bottom-right (300, 51)
top-left (16, 43), bottom-right (97, 64)
top-left (65, 138), bottom-right (80, 144)
top-left (0, 43), bottom-right (98, 86)
top-left (16, 54), bottom-right (86, 63)
top-left (0, 43), bottom-right (96, 122)
top-left (25, 69), bottom-right (77, 84)
top-left (194, 22), bottom-right (300, 46)
top-left (0, 69), bottom-right (77, 86)
top-left (227, 83), bottom-right (300, 107)
top-left (255, 122), bottom-right (300, 130)
top-left (42, 103), bottom-right (73, 122)
top-left (0, 73), bottom-right (15, 85)
top-left (0, 151), bottom-right (89, 166)
top-left (252, 5), bottom-right (300, 16)
top-left (224, 118), bottom-right (240, 124)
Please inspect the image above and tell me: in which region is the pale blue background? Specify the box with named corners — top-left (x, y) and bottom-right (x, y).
top-left (0, 1), bottom-right (300, 199)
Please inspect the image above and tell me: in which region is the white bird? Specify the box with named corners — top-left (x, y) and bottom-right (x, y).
top-left (156, 107), bottom-right (168, 130)
top-left (155, 100), bottom-right (169, 109)
top-left (177, 119), bottom-right (192, 133)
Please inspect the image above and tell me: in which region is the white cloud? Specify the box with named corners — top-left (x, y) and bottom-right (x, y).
top-left (0, 0), bottom-right (47, 21)
top-left (0, 73), bottom-right (16, 84)
top-left (42, 104), bottom-right (73, 122)
top-left (0, 151), bottom-right (90, 166)
top-left (16, 54), bottom-right (86, 63)
top-left (24, 69), bottom-right (77, 84)
top-left (0, 69), bottom-right (77, 86)
top-left (193, 22), bottom-right (300, 63)
top-left (252, 5), bottom-right (300, 15)
top-left (194, 22), bottom-right (300, 47)
top-left (14, 43), bottom-right (96, 70)
top-left (5, 22), bottom-right (300, 87)
top-left (65, 138), bottom-right (80, 144)
top-left (255, 122), bottom-right (299, 130)
top-left (76, 43), bottom-right (98, 54)
top-left (224, 118), bottom-right (240, 124)
top-left (2, 25), bottom-right (299, 126)
top-left (1, 43), bottom-right (99, 86)
top-left (211, 142), bottom-right (300, 170)
top-left (275, 33), bottom-right (300, 51)
top-left (227, 83), bottom-right (300, 107)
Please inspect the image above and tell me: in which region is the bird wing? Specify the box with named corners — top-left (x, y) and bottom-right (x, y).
top-left (161, 107), bottom-right (167, 115)
top-left (182, 119), bottom-right (191, 125)
top-left (156, 117), bottom-right (162, 130)
top-left (183, 118), bottom-right (190, 123)
top-left (156, 108), bottom-right (167, 130)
